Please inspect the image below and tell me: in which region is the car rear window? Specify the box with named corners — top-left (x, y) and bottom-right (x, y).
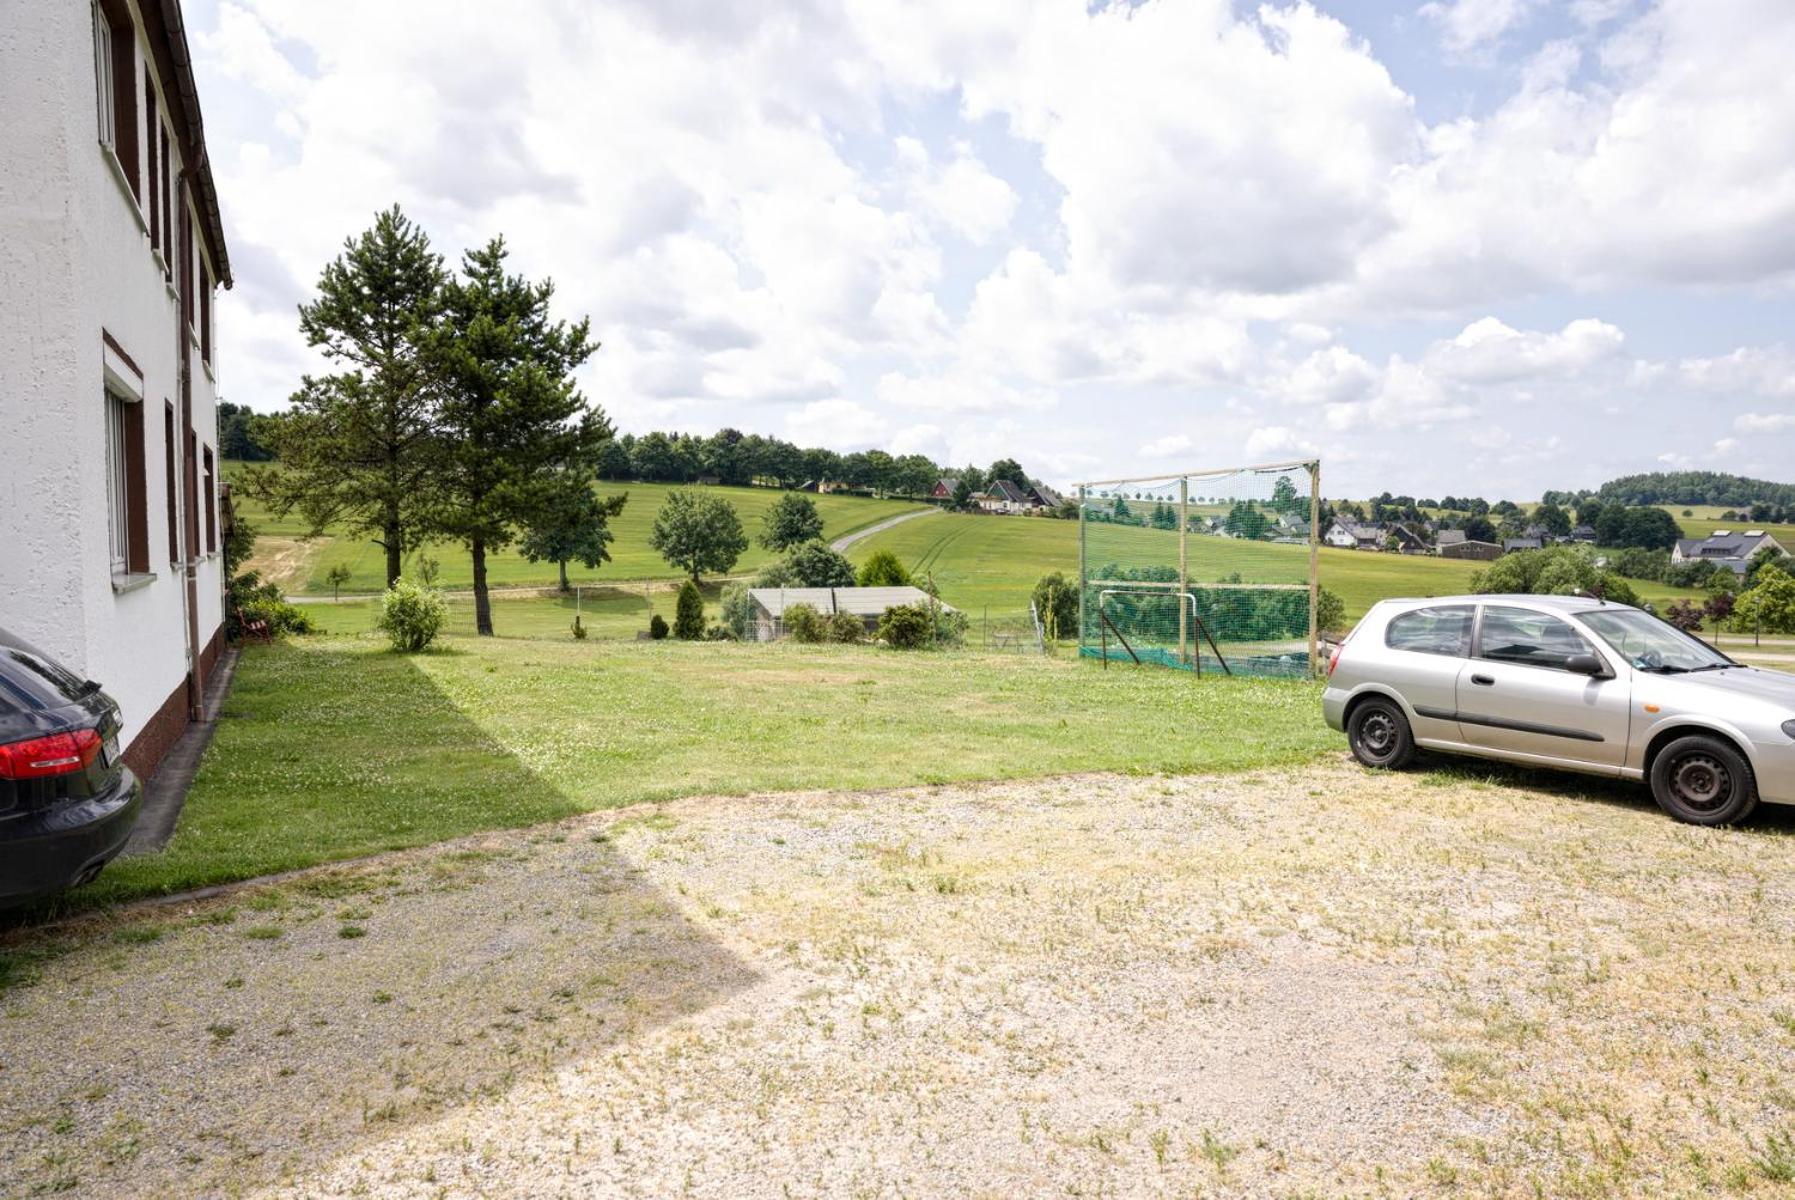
top-left (1384, 605), bottom-right (1473, 656)
top-left (0, 633), bottom-right (92, 712)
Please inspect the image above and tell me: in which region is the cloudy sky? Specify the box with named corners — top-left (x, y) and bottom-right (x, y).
top-left (190, 0), bottom-right (1795, 498)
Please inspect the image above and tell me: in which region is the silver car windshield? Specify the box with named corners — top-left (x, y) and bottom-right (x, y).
top-left (1576, 608), bottom-right (1734, 674)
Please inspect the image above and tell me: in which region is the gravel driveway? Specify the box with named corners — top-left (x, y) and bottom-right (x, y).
top-left (5, 761), bottom-right (1795, 1197)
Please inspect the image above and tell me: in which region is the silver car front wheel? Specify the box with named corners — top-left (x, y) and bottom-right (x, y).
top-left (1649, 735), bottom-right (1758, 826)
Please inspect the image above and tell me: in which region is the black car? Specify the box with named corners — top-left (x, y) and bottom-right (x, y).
top-left (0, 626), bottom-right (141, 908)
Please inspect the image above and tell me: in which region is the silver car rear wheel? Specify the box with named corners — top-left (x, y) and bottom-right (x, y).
top-left (1650, 735), bottom-right (1757, 826)
top-left (1347, 697), bottom-right (1415, 770)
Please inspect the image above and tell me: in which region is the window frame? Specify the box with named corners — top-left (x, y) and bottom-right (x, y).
top-left (1472, 604), bottom-right (1603, 674)
top-left (93, 3), bottom-right (115, 150)
top-left (104, 386), bottom-right (131, 576)
top-left (1382, 603), bottom-right (1475, 659)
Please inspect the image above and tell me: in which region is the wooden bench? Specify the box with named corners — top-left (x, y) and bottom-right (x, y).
top-left (236, 606), bottom-right (272, 644)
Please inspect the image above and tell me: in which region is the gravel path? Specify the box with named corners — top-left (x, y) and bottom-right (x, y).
top-left (5, 762), bottom-right (1795, 1197)
top-left (828, 507), bottom-right (937, 553)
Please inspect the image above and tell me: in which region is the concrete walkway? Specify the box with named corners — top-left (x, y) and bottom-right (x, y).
top-left (122, 647), bottom-right (240, 855)
top-left (829, 507), bottom-right (938, 553)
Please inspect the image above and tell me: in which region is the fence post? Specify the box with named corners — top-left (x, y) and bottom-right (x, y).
top-left (1078, 484), bottom-right (1087, 660)
top-left (1179, 475), bottom-right (1189, 667)
top-left (1307, 460), bottom-right (1321, 677)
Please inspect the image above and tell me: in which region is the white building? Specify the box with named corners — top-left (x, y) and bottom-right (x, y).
top-left (1, 0), bottom-right (231, 778)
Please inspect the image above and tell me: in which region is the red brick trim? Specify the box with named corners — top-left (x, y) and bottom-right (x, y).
top-left (122, 675), bottom-right (189, 783)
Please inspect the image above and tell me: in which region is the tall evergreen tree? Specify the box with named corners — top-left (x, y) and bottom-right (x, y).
top-left (251, 206), bottom-right (446, 587)
top-left (425, 237), bottom-right (609, 635)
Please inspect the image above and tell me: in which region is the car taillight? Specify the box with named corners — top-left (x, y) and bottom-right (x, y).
top-left (0, 729), bottom-right (102, 780)
top-left (1327, 642), bottom-right (1344, 677)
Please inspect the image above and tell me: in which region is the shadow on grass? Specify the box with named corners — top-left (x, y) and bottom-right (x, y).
top-left (1412, 752), bottom-right (1795, 835)
top-left (0, 646), bottom-right (759, 1198)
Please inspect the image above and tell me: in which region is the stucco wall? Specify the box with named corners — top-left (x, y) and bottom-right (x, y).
top-left (0, 0), bottom-right (225, 758)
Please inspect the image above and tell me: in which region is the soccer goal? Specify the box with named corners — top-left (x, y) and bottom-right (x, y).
top-left (1075, 459), bottom-right (1321, 679)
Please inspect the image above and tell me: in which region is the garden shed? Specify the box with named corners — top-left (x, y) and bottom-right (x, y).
top-left (748, 586), bottom-right (954, 642)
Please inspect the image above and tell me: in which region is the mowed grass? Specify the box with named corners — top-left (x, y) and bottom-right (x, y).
top-left (227, 464), bottom-right (928, 594)
top-left (64, 637), bottom-right (1334, 911)
top-left (852, 512), bottom-right (1706, 625)
top-left (301, 581), bottom-right (718, 641)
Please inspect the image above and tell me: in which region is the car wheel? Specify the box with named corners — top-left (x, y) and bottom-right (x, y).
top-left (1649, 735), bottom-right (1758, 826)
top-left (1347, 696), bottom-right (1415, 769)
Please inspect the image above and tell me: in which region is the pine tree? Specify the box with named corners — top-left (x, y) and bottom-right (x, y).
top-left (251, 206), bottom-right (445, 587)
top-left (673, 579), bottom-right (705, 640)
top-left (424, 238), bottom-right (609, 635)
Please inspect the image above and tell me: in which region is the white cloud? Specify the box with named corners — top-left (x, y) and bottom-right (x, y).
top-left (1139, 434), bottom-right (1193, 460)
top-left (895, 137), bottom-right (1018, 244)
top-left (1244, 426), bottom-right (1319, 461)
top-left (1678, 347), bottom-right (1795, 398)
top-left (1419, 0), bottom-right (1540, 53)
top-left (1422, 317), bottom-right (1625, 383)
top-left (1735, 412), bottom-right (1795, 434)
top-left (1278, 345), bottom-right (1380, 406)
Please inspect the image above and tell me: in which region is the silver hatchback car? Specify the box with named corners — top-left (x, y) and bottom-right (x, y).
top-left (1323, 594), bottom-right (1795, 825)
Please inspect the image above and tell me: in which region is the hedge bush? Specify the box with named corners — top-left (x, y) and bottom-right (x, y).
top-left (826, 610), bottom-right (864, 643)
top-left (649, 613), bottom-right (669, 639)
top-left (878, 604), bottom-right (933, 649)
top-left (377, 579), bottom-right (446, 653)
top-left (784, 603), bottom-right (826, 643)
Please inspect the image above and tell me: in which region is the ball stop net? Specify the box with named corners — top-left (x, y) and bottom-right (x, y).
top-left (1076, 460), bottom-right (1320, 680)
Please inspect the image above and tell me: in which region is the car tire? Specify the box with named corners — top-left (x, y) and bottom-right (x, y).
top-left (1347, 696), bottom-right (1415, 770)
top-left (1649, 735), bottom-right (1758, 826)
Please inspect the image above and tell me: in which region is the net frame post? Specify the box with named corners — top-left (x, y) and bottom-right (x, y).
top-left (1307, 459), bottom-right (1321, 677)
top-left (1077, 484), bottom-right (1087, 655)
top-left (1178, 475), bottom-right (1189, 666)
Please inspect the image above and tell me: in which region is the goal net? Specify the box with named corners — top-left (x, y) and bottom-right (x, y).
top-left (1076, 460), bottom-right (1320, 679)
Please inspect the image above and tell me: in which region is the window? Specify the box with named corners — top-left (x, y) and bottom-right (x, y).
top-left (1478, 606), bottom-right (1598, 671)
top-left (104, 385), bottom-right (148, 577)
top-left (105, 388), bottom-right (129, 574)
top-left (200, 265), bottom-right (212, 363)
top-left (92, 0), bottom-right (139, 198)
top-left (144, 71), bottom-right (158, 251)
top-left (160, 125), bottom-right (172, 276)
top-left (1384, 605), bottom-right (1473, 656)
top-left (202, 445), bottom-right (216, 553)
top-left (1578, 608), bottom-right (1731, 675)
top-left (92, 4), bottom-right (114, 148)
top-left (164, 403), bottom-right (179, 562)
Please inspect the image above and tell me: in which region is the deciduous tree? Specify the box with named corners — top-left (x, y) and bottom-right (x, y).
top-left (649, 490), bottom-right (748, 582)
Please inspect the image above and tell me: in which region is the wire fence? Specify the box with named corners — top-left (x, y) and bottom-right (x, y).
top-left (1077, 460), bottom-right (1320, 679)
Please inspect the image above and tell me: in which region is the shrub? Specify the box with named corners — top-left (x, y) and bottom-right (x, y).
top-left (1664, 600), bottom-right (1704, 632)
top-left (719, 582), bottom-right (753, 640)
top-left (783, 541), bottom-right (857, 587)
top-left (571, 615), bottom-right (587, 640)
top-left (878, 604), bottom-right (934, 649)
top-left (784, 602), bottom-right (826, 643)
top-left (228, 570), bottom-right (316, 639)
top-left (377, 578), bottom-right (447, 653)
top-left (753, 560), bottom-right (800, 588)
top-left (826, 610), bottom-right (864, 643)
top-left (649, 613), bottom-right (669, 639)
top-left (857, 549), bottom-right (913, 588)
top-left (673, 579), bottom-right (705, 640)
top-left (930, 603), bottom-right (968, 647)
top-left (1316, 587), bottom-right (1346, 635)
top-left (1031, 571), bottom-right (1077, 640)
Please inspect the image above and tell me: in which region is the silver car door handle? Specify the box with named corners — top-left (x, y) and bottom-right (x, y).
top-left (1470, 673), bottom-right (1495, 686)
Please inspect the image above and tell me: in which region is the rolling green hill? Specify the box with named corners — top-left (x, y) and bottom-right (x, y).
top-left (226, 465), bottom-right (928, 593)
top-left (848, 512), bottom-right (1706, 628)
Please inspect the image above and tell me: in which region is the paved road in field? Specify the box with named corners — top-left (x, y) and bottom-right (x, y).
top-left (829, 506), bottom-right (939, 553)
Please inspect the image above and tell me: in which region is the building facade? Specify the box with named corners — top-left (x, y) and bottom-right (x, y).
top-left (0, 0), bottom-right (232, 778)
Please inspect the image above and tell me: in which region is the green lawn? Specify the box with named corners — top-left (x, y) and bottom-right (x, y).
top-left (850, 513), bottom-right (1705, 628)
top-left (227, 465), bottom-right (929, 594)
top-left (58, 637), bottom-right (1333, 913)
top-left (301, 581), bottom-right (717, 641)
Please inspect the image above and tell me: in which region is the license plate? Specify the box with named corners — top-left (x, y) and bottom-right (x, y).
top-left (102, 735), bottom-right (119, 767)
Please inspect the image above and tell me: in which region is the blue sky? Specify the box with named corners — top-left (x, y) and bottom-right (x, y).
top-left (188, 0), bottom-right (1795, 499)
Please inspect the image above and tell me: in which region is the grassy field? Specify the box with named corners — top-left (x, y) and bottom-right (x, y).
top-left (299, 580), bottom-right (717, 641)
top-left (59, 637), bottom-right (1333, 912)
top-left (228, 466), bottom-right (928, 594)
top-left (1654, 503), bottom-right (1795, 546)
top-left (850, 512), bottom-right (1705, 626)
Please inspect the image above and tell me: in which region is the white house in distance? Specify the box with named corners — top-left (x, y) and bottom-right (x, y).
top-left (1671, 529), bottom-right (1786, 578)
top-left (0, 0), bottom-right (231, 779)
